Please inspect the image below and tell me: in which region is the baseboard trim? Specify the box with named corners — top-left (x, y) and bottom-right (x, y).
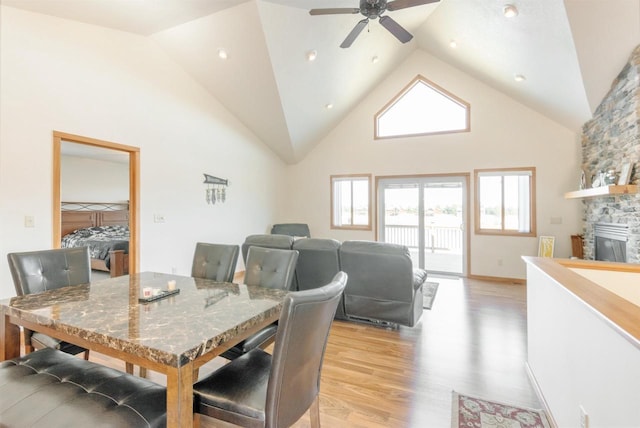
top-left (525, 362), bottom-right (558, 428)
top-left (467, 274), bottom-right (526, 285)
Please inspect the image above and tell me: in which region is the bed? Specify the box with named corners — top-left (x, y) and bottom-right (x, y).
top-left (61, 202), bottom-right (130, 277)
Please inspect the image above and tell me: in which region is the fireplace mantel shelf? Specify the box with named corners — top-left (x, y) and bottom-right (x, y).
top-left (564, 185), bottom-right (638, 199)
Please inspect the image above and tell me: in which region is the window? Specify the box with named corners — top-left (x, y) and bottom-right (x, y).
top-left (375, 75), bottom-right (470, 139)
top-left (331, 174), bottom-right (372, 230)
top-left (474, 168), bottom-right (536, 236)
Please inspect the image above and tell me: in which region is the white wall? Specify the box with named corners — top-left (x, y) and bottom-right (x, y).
top-left (527, 262), bottom-right (640, 427)
top-left (0, 6), bottom-right (287, 299)
top-left (285, 50), bottom-right (582, 279)
top-left (61, 155), bottom-right (129, 202)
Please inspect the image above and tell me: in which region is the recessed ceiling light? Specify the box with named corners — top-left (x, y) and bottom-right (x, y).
top-left (306, 50), bottom-right (317, 62)
top-left (371, 55), bottom-right (379, 64)
top-left (503, 4), bottom-right (518, 18)
top-left (217, 48), bottom-right (228, 60)
top-left (449, 40), bottom-right (458, 49)
top-left (325, 103), bottom-right (334, 110)
top-left (514, 74), bottom-right (526, 82)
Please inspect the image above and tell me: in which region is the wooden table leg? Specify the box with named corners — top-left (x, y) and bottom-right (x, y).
top-left (1, 314), bottom-right (21, 360)
top-left (166, 362), bottom-right (194, 428)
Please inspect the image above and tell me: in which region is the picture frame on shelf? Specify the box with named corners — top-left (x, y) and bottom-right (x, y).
top-left (538, 236), bottom-right (555, 258)
top-left (618, 162), bottom-right (632, 185)
top-left (580, 169), bottom-right (590, 189)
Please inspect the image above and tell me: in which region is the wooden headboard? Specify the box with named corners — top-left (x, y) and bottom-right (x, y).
top-left (61, 202), bottom-right (129, 237)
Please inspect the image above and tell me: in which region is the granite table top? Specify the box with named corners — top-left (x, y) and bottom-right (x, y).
top-left (0, 272), bottom-right (288, 367)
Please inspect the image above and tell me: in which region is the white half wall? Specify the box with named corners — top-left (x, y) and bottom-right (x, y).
top-left (285, 49), bottom-right (582, 279)
top-left (0, 6), bottom-right (286, 299)
top-left (527, 262), bottom-right (640, 427)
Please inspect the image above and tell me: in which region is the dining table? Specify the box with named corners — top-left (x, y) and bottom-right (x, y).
top-left (0, 271), bottom-right (288, 428)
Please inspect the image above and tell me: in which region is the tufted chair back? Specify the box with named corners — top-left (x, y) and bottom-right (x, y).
top-left (244, 246), bottom-right (298, 291)
top-left (216, 246), bottom-right (299, 361)
top-left (8, 247), bottom-right (91, 296)
top-left (191, 243), bottom-right (239, 283)
top-left (7, 247), bottom-right (91, 358)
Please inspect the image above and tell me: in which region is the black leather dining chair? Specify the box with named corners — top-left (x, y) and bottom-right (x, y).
top-left (193, 271), bottom-right (347, 428)
top-left (191, 242), bottom-right (240, 283)
top-left (219, 246), bottom-right (298, 361)
top-left (7, 247), bottom-right (91, 359)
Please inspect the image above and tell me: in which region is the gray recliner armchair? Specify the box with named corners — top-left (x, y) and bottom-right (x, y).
top-left (339, 240), bottom-right (426, 327)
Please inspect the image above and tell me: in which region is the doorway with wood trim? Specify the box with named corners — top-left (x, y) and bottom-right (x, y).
top-left (52, 131), bottom-right (140, 275)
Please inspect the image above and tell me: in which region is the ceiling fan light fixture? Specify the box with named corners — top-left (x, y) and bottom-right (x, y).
top-left (503, 4), bottom-right (518, 18)
top-left (306, 50), bottom-right (318, 62)
top-left (217, 48), bottom-right (228, 60)
top-left (371, 55), bottom-right (379, 64)
top-left (309, 0), bottom-right (439, 48)
top-left (449, 40), bottom-right (457, 49)
top-left (514, 74), bottom-right (526, 82)
top-left (325, 103), bottom-right (334, 110)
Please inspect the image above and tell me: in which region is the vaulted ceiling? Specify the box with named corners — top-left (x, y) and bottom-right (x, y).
top-left (2, 0), bottom-right (639, 164)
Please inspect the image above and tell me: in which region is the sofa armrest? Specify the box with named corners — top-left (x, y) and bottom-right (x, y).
top-left (413, 268), bottom-right (428, 291)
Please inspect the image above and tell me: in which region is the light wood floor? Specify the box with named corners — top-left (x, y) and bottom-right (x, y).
top-left (91, 276), bottom-right (540, 427)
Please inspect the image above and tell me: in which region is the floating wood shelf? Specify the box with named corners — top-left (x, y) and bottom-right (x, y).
top-left (564, 185), bottom-right (638, 199)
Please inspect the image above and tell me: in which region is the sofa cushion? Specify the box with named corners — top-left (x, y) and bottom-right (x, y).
top-left (292, 238), bottom-right (341, 290)
top-left (270, 223), bottom-right (310, 237)
top-left (293, 238), bottom-right (345, 319)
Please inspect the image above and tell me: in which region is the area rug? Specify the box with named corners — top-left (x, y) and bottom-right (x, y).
top-left (423, 281), bottom-right (439, 309)
top-left (452, 391), bottom-right (551, 428)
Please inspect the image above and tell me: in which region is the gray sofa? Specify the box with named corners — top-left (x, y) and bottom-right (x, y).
top-left (242, 235), bottom-right (426, 327)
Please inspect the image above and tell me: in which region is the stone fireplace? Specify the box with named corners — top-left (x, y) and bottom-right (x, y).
top-left (581, 45), bottom-right (640, 264)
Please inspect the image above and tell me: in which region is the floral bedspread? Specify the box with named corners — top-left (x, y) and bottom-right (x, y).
top-left (61, 225), bottom-right (129, 267)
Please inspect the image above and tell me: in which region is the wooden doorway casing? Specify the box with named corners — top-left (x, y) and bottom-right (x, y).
top-left (52, 131), bottom-right (140, 274)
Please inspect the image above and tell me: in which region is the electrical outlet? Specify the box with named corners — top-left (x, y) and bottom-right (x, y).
top-left (497, 258), bottom-right (503, 266)
top-left (171, 267), bottom-right (177, 274)
top-left (579, 405), bottom-right (589, 428)
top-left (24, 215), bottom-right (35, 228)
top-left (153, 214), bottom-right (165, 223)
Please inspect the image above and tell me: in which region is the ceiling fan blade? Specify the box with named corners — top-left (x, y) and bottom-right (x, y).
top-left (340, 19), bottom-right (369, 48)
top-left (379, 15), bottom-right (413, 43)
top-left (309, 8), bottom-right (360, 15)
top-left (387, 0), bottom-right (440, 12)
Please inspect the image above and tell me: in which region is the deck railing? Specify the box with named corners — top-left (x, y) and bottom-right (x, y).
top-left (385, 224), bottom-right (462, 251)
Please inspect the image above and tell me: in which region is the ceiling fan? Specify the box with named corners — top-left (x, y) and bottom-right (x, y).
top-left (309, 0), bottom-right (440, 48)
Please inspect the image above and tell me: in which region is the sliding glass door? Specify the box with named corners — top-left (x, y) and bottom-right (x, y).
top-left (378, 175), bottom-right (467, 275)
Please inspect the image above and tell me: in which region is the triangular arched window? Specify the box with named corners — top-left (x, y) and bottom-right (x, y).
top-left (375, 75), bottom-right (470, 139)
